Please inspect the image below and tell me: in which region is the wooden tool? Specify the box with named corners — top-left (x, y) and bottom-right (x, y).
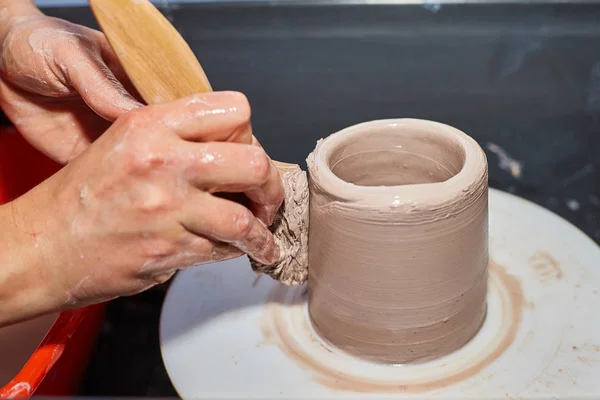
top-left (88, 0), bottom-right (294, 171)
top-left (89, 0), bottom-right (212, 104)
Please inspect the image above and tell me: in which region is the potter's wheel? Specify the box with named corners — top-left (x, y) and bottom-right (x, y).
top-left (160, 188), bottom-right (600, 398)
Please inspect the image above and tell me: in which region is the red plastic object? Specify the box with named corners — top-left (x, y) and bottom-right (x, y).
top-left (0, 127), bottom-right (107, 398)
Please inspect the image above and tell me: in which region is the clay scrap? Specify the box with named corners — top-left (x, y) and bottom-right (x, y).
top-left (249, 163), bottom-right (309, 286)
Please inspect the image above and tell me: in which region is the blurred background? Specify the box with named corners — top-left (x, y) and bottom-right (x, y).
top-left (1, 0), bottom-right (598, 396)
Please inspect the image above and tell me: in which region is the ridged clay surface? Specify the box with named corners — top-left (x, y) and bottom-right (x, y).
top-left (306, 119), bottom-right (488, 364)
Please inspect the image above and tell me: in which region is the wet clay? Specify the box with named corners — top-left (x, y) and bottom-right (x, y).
top-left (259, 260), bottom-right (522, 393)
top-left (250, 162), bottom-right (309, 286)
top-left (306, 119), bottom-right (489, 364)
top-left (0, 313), bottom-right (58, 387)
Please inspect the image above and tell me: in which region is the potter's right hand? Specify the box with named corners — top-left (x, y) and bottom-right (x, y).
top-left (0, 91), bottom-right (283, 326)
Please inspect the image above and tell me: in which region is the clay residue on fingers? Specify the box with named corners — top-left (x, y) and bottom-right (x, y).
top-left (486, 142), bottom-right (522, 179)
top-left (249, 163), bottom-right (309, 286)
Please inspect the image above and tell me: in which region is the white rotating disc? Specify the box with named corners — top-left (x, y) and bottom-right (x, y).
top-left (160, 189), bottom-right (600, 398)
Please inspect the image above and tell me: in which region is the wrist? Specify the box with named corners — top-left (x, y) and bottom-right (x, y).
top-left (0, 189), bottom-right (64, 327)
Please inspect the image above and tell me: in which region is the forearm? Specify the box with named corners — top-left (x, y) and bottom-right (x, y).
top-left (0, 0), bottom-right (43, 39)
top-left (0, 195), bottom-right (63, 327)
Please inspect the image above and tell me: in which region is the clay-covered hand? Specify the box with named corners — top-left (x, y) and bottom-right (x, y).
top-left (0, 12), bottom-right (142, 164)
top-left (1, 92), bottom-right (283, 325)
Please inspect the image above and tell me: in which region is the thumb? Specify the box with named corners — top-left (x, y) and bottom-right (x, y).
top-left (67, 50), bottom-right (143, 121)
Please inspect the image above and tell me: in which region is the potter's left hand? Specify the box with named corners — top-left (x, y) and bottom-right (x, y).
top-left (0, 10), bottom-right (142, 164)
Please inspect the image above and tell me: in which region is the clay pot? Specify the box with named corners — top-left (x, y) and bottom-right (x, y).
top-left (306, 119), bottom-right (488, 364)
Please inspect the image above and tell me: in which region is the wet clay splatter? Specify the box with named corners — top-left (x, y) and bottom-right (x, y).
top-left (529, 251), bottom-right (564, 283)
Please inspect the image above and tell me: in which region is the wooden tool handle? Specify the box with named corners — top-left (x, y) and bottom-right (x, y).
top-left (89, 0), bottom-right (212, 104)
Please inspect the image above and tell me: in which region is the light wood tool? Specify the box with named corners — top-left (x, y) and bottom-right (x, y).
top-left (88, 0), bottom-right (295, 171)
top-left (89, 0), bottom-right (212, 103)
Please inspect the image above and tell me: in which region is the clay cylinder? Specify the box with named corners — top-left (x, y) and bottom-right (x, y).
top-left (306, 119), bottom-right (488, 364)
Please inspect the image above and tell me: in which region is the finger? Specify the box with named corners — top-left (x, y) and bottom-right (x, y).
top-left (199, 240), bottom-right (246, 264)
top-left (180, 141), bottom-right (284, 225)
top-left (157, 91), bottom-right (253, 144)
top-left (139, 235), bottom-right (244, 278)
top-left (247, 189), bottom-right (283, 227)
top-left (66, 48), bottom-right (143, 121)
top-left (179, 190), bottom-right (280, 265)
top-left (243, 154), bottom-right (283, 226)
top-left (158, 93), bottom-right (281, 224)
top-left (248, 135), bottom-right (285, 224)
top-left (182, 142), bottom-right (284, 222)
top-left (248, 151), bottom-right (284, 226)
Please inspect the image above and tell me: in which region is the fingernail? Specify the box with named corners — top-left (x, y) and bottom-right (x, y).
top-left (258, 207), bottom-right (274, 226)
top-left (250, 202), bottom-right (270, 226)
top-left (264, 204), bottom-right (280, 226)
top-left (252, 231), bottom-right (280, 265)
top-left (252, 202), bottom-right (280, 227)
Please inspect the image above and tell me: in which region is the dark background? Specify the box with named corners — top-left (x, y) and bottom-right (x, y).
top-left (3, 0), bottom-right (600, 396)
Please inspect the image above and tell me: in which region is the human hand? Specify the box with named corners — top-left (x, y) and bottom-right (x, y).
top-left (5, 91), bottom-right (283, 320)
top-left (0, 13), bottom-right (142, 164)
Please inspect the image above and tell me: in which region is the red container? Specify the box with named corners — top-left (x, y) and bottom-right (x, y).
top-left (0, 127), bottom-right (106, 398)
